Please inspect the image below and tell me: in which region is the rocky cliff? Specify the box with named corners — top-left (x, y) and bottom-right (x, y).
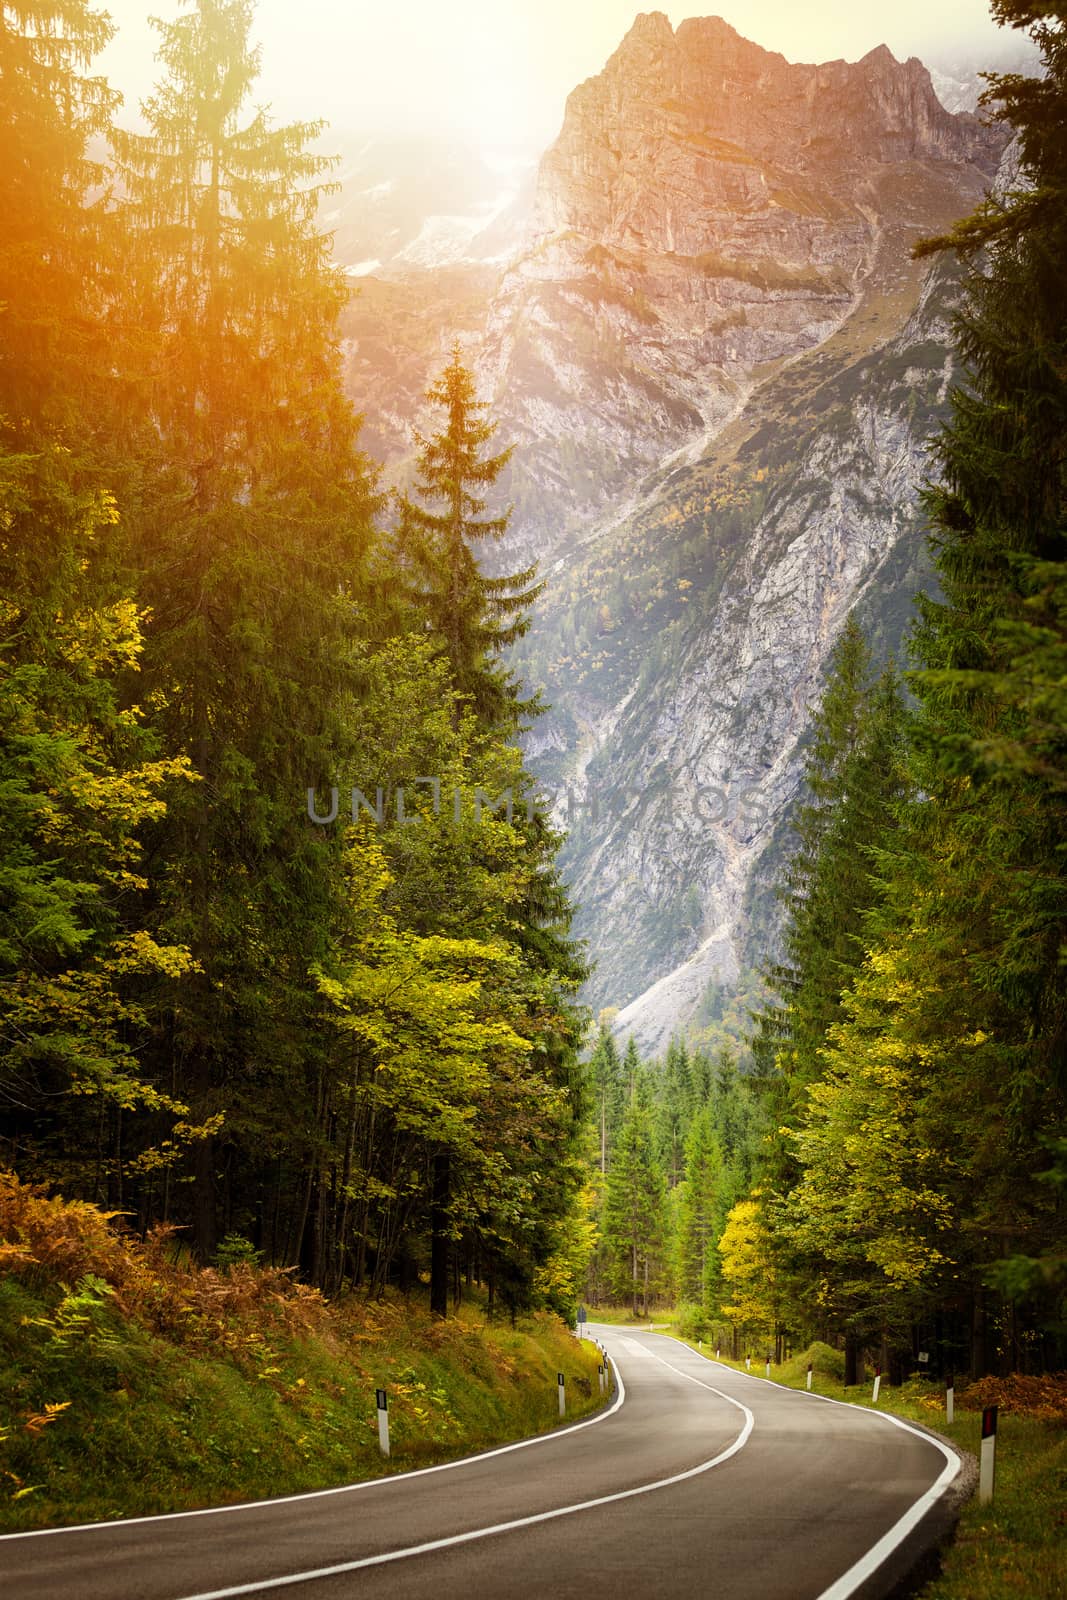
top-left (339, 14), bottom-right (1009, 1053)
top-left (479, 13), bottom-right (1001, 566)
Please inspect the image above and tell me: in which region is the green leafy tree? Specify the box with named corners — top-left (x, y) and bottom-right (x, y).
top-left (0, 446), bottom-right (199, 1196)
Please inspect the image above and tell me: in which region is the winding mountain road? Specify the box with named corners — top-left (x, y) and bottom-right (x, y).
top-left (1, 1327), bottom-right (965, 1600)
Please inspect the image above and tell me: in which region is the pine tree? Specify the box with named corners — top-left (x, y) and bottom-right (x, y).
top-left (621, 1035), bottom-right (643, 1102)
top-left (396, 345), bottom-right (543, 731)
top-left (603, 1096), bottom-right (670, 1316)
top-left (587, 1023), bottom-right (623, 1173)
top-left (909, 0), bottom-right (1067, 1075)
top-left (676, 1106), bottom-right (724, 1305)
top-left (749, 620), bottom-right (907, 1244)
top-left (108, 0), bottom-right (378, 1260)
top-left (0, 0), bottom-right (120, 436)
top-left (874, 0), bottom-right (1067, 1363)
top-left (656, 1036), bottom-right (693, 1187)
top-left (763, 620), bottom-right (907, 1093)
top-left (754, 4), bottom-right (1067, 1373)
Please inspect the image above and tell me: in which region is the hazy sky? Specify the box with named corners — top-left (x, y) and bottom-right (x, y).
top-left (97, 1), bottom-right (1011, 151)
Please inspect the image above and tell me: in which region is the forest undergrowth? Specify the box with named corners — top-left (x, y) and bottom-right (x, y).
top-left (0, 1174), bottom-right (603, 1531)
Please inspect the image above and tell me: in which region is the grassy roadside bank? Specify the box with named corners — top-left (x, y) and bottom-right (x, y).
top-left (670, 1336), bottom-right (1066, 1600)
top-left (0, 1174), bottom-right (604, 1532)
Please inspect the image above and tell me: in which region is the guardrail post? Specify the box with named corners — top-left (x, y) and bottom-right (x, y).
top-left (376, 1387), bottom-right (390, 1457)
top-left (979, 1405), bottom-right (997, 1503)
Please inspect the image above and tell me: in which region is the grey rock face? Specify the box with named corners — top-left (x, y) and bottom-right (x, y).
top-left (481, 13), bottom-right (1001, 572)
top-left (338, 16), bottom-right (1010, 1052)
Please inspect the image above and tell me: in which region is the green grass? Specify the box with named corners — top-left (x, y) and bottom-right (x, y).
top-left (580, 1305), bottom-right (673, 1326)
top-left (669, 1336), bottom-right (1067, 1600)
top-left (0, 1272), bottom-right (605, 1532)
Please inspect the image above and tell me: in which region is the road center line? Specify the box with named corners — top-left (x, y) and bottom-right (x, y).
top-left (659, 1335), bottom-right (963, 1600)
top-left (173, 1352), bottom-right (755, 1600)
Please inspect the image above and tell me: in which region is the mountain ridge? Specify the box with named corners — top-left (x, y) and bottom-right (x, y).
top-left (337, 14), bottom-right (1010, 1050)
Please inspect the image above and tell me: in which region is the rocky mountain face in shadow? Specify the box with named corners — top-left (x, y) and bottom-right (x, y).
top-left (339, 13), bottom-right (1008, 1051)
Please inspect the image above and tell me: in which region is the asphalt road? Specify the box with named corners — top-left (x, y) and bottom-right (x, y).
top-left (1, 1327), bottom-right (964, 1600)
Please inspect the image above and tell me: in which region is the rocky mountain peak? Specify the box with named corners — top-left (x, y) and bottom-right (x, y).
top-left (621, 10), bottom-right (674, 45)
top-left (544, 14), bottom-right (1001, 239)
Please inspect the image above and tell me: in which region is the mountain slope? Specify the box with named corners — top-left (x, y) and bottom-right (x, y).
top-left (339, 14), bottom-right (1007, 1049)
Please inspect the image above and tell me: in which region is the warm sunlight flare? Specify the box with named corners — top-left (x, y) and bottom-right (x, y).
top-left (2, 2), bottom-right (1064, 1593)
top-left (97, 0), bottom-right (1008, 144)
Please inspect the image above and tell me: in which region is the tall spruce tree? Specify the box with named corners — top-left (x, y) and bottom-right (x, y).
top-left (757, 619), bottom-right (907, 1096)
top-left (758, 3), bottom-right (1067, 1374)
top-left (751, 618), bottom-right (907, 1236)
top-left (0, 0), bottom-right (120, 437)
top-left (390, 347), bottom-right (586, 1314)
top-left (587, 1022), bottom-right (624, 1173)
top-left (110, 0), bottom-right (378, 1260)
top-left (886, 0), bottom-right (1067, 1363)
top-left (603, 1094), bottom-right (670, 1316)
top-left (396, 345), bottom-right (543, 732)
top-left (676, 1105), bottom-right (725, 1306)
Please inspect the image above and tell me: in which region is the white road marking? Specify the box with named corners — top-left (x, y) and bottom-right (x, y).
top-left (663, 1336), bottom-right (963, 1600)
top-left (0, 1365), bottom-right (626, 1544)
top-left (171, 1347), bottom-right (755, 1600)
top-left (617, 1336), bottom-right (655, 1357)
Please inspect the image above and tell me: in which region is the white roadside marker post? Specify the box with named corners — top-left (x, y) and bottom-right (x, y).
top-left (598, 1362), bottom-right (606, 1395)
top-left (765, 1354), bottom-right (772, 1380)
top-left (872, 1365), bottom-right (881, 1404)
top-left (979, 1405), bottom-right (998, 1504)
top-left (376, 1388), bottom-right (390, 1458)
top-left (558, 1371), bottom-right (566, 1418)
top-left (806, 1362), bottom-right (813, 1391)
top-left (745, 1355), bottom-right (751, 1371)
top-left (716, 1346), bottom-right (721, 1361)
top-left (946, 1374), bottom-right (954, 1425)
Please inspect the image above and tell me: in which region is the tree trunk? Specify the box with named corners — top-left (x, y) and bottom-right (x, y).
top-left (193, 1128), bottom-right (217, 1262)
top-left (430, 1149), bottom-right (450, 1318)
top-left (844, 1332), bottom-right (860, 1387)
top-left (971, 1292), bottom-right (991, 1378)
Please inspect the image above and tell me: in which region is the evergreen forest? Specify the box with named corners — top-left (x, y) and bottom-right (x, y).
top-left (1, 0), bottom-right (1065, 1392)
